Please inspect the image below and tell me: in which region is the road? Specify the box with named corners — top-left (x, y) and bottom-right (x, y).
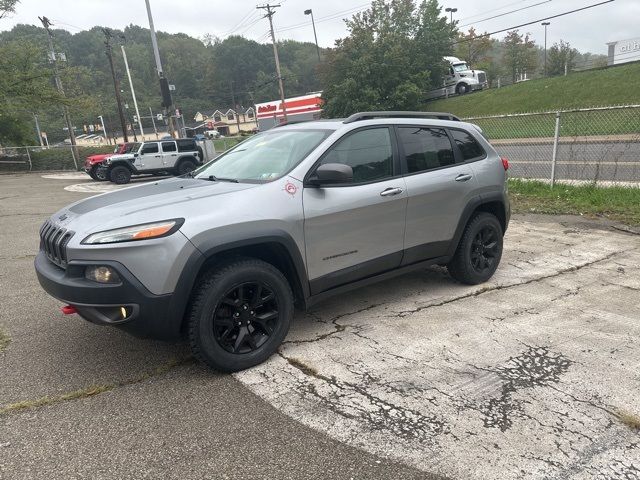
top-left (1, 173), bottom-right (639, 479)
top-left (493, 140), bottom-right (640, 183)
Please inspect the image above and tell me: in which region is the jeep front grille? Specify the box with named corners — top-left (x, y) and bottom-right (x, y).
top-left (39, 220), bottom-right (74, 269)
top-left (477, 72), bottom-right (486, 84)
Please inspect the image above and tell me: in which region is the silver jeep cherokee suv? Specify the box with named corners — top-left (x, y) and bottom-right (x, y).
top-left (35, 112), bottom-right (510, 372)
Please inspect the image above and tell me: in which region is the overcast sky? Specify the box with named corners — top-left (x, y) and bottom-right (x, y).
top-left (2, 0), bottom-right (638, 56)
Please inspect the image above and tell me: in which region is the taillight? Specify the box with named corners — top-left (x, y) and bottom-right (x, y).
top-left (501, 157), bottom-right (509, 171)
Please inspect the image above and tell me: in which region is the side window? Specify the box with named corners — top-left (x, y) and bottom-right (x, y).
top-left (320, 128), bottom-right (393, 183)
top-left (141, 143), bottom-right (159, 154)
top-left (450, 129), bottom-right (485, 161)
top-left (161, 141), bottom-right (176, 153)
top-left (398, 127), bottom-right (455, 173)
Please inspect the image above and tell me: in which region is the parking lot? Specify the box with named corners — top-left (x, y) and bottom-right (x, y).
top-left (1, 173), bottom-right (639, 479)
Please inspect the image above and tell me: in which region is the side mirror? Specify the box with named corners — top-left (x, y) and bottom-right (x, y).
top-left (134, 153), bottom-right (139, 157)
top-left (309, 163), bottom-right (353, 186)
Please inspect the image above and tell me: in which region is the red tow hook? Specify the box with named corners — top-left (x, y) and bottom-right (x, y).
top-left (61, 305), bottom-right (77, 315)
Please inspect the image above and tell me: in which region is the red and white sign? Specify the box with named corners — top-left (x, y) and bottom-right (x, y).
top-left (255, 92), bottom-right (323, 120)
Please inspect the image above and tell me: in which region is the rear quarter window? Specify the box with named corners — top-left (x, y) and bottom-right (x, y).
top-left (449, 129), bottom-right (485, 161)
top-left (176, 139), bottom-right (196, 152)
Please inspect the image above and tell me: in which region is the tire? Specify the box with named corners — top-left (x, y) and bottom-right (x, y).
top-left (87, 168), bottom-right (98, 180)
top-left (456, 83), bottom-right (468, 95)
top-left (94, 165), bottom-right (108, 181)
top-left (187, 258), bottom-right (294, 372)
top-left (177, 159), bottom-right (197, 176)
top-left (109, 165), bottom-right (132, 185)
top-left (448, 212), bottom-right (503, 285)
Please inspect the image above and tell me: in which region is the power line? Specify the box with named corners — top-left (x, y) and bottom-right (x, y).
top-left (458, 0), bottom-right (533, 22)
top-left (458, 0), bottom-right (553, 28)
top-left (452, 0), bottom-right (615, 44)
top-left (275, 3), bottom-right (370, 34)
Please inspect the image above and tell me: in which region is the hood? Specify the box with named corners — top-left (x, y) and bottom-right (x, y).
top-left (108, 153), bottom-right (135, 162)
top-left (86, 153), bottom-right (112, 164)
top-left (58, 177), bottom-right (257, 235)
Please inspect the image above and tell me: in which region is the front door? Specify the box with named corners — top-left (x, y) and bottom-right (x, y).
top-left (136, 143), bottom-right (163, 170)
top-left (303, 127), bottom-right (407, 295)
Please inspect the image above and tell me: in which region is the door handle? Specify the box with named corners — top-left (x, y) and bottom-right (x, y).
top-left (380, 187), bottom-right (403, 197)
top-left (154, 155), bottom-right (161, 158)
top-left (455, 174), bottom-right (472, 182)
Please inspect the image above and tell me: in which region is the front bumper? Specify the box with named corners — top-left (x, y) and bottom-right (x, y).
top-left (35, 252), bottom-right (182, 340)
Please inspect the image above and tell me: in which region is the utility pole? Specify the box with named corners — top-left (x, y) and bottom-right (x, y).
top-left (145, 0), bottom-right (176, 137)
top-left (257, 3), bottom-right (287, 123)
top-left (119, 39), bottom-right (144, 139)
top-left (39, 16), bottom-right (78, 168)
top-left (102, 28), bottom-right (129, 143)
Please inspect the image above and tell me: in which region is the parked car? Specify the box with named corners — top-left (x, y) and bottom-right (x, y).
top-left (84, 142), bottom-right (137, 181)
top-left (106, 138), bottom-right (202, 184)
top-left (35, 111), bottom-right (509, 372)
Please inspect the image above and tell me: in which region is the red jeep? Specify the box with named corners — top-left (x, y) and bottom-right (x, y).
top-left (84, 143), bottom-right (136, 181)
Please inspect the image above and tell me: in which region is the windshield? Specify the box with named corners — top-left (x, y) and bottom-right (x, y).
top-left (125, 143), bottom-right (141, 153)
top-left (194, 129), bottom-right (332, 182)
top-left (453, 63), bottom-right (469, 72)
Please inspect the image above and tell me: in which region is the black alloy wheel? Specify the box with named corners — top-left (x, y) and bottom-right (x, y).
top-left (470, 225), bottom-right (500, 275)
top-left (213, 282), bottom-right (279, 354)
top-left (447, 212), bottom-right (503, 285)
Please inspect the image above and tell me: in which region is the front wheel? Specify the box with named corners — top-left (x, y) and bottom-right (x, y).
top-left (448, 213), bottom-right (503, 285)
top-left (109, 165), bottom-right (132, 185)
top-left (187, 258), bottom-right (294, 372)
top-left (456, 83), bottom-right (468, 95)
top-left (93, 165), bottom-right (108, 181)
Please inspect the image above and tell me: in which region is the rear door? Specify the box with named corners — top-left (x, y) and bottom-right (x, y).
top-left (397, 125), bottom-right (483, 264)
top-left (303, 126), bottom-right (407, 294)
top-left (161, 141), bottom-right (178, 167)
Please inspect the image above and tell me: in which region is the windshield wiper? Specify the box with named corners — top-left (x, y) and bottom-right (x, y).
top-left (206, 175), bottom-right (239, 183)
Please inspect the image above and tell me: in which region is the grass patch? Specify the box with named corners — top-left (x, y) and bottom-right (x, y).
top-left (509, 179), bottom-right (640, 226)
top-left (613, 409), bottom-right (640, 431)
top-left (213, 136), bottom-right (244, 152)
top-left (0, 356), bottom-right (193, 416)
top-left (425, 62), bottom-right (640, 117)
top-left (0, 328), bottom-right (10, 352)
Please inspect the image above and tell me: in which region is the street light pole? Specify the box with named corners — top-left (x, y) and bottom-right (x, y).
top-left (445, 7), bottom-right (458, 23)
top-left (542, 22), bottom-right (550, 77)
top-left (98, 115), bottom-right (108, 144)
top-left (120, 42), bottom-right (145, 139)
top-left (304, 9), bottom-right (321, 61)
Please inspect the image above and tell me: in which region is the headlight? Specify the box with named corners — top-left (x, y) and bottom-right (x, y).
top-left (82, 219), bottom-right (184, 245)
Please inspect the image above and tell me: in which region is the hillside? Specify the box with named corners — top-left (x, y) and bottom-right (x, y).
top-left (424, 62), bottom-right (640, 117)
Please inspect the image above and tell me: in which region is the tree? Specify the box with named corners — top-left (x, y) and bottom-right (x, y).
top-left (547, 40), bottom-right (578, 76)
top-left (502, 30), bottom-right (538, 83)
top-left (455, 28), bottom-right (492, 65)
top-left (320, 0), bottom-right (455, 117)
top-left (0, 0), bottom-right (18, 20)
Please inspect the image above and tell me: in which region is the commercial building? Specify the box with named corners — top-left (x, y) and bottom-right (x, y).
top-left (255, 92), bottom-right (323, 131)
top-left (607, 37), bottom-right (640, 65)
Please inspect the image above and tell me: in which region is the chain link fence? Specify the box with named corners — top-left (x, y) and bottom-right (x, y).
top-left (0, 137), bottom-right (246, 173)
top-left (464, 105), bottom-right (640, 186)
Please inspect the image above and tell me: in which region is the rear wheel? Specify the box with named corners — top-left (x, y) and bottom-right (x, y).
top-left (187, 258), bottom-right (293, 372)
top-left (177, 159), bottom-right (197, 176)
top-left (448, 213), bottom-right (503, 285)
top-left (109, 165), bottom-right (131, 185)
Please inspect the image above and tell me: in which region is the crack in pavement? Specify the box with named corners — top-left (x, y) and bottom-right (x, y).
top-left (278, 352), bottom-right (454, 443)
top-left (0, 356), bottom-right (194, 416)
top-left (284, 303), bottom-right (383, 345)
top-left (391, 250), bottom-right (624, 318)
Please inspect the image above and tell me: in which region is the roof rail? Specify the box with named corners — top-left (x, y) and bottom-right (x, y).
top-left (343, 111), bottom-right (460, 124)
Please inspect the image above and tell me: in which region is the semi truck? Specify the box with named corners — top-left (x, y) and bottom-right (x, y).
top-left (426, 56), bottom-right (488, 100)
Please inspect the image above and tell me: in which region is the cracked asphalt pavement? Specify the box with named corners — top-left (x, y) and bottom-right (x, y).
top-left (1, 173), bottom-right (639, 479)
